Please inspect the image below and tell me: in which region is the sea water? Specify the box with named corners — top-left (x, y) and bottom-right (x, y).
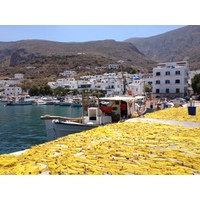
top-left (0, 102), bottom-right (82, 155)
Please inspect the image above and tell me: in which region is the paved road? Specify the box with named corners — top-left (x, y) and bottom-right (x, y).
top-left (126, 117), bottom-right (200, 128)
top-left (183, 100), bottom-right (200, 107)
top-left (126, 101), bottom-right (200, 128)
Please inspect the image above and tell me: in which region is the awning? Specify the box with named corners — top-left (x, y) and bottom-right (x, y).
top-left (99, 95), bottom-right (136, 103)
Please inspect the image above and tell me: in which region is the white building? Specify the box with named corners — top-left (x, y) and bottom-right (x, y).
top-left (152, 61), bottom-right (189, 98)
top-left (26, 66), bottom-right (36, 69)
top-left (77, 80), bottom-right (92, 91)
top-left (59, 70), bottom-right (77, 77)
top-left (0, 79), bottom-right (20, 86)
top-left (56, 78), bottom-right (78, 89)
top-left (80, 75), bottom-right (104, 81)
top-left (128, 77), bottom-right (144, 96)
top-left (0, 86), bottom-right (22, 98)
top-left (108, 64), bottom-right (119, 69)
top-left (94, 66), bottom-right (107, 71)
top-left (14, 74), bottom-right (24, 79)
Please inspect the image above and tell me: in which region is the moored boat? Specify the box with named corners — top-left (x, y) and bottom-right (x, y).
top-left (6, 100), bottom-right (34, 106)
top-left (59, 97), bottom-right (73, 106)
top-left (5, 96), bottom-right (35, 106)
top-left (41, 95), bottom-right (145, 141)
top-left (36, 97), bottom-right (56, 105)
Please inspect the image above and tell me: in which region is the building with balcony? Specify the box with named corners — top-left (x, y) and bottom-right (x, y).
top-left (152, 61), bottom-right (189, 98)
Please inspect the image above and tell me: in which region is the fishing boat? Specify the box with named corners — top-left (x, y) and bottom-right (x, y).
top-left (59, 97), bottom-right (73, 106)
top-left (41, 95), bottom-right (144, 141)
top-left (6, 97), bottom-right (35, 106)
top-left (36, 97), bottom-right (56, 105)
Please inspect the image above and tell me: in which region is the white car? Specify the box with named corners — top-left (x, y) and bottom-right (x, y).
top-left (170, 98), bottom-right (186, 105)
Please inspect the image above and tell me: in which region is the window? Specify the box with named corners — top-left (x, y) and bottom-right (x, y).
top-left (156, 89), bottom-right (160, 93)
top-left (175, 79), bottom-right (180, 84)
top-left (166, 89), bottom-right (169, 93)
top-left (165, 80), bottom-right (170, 84)
top-left (175, 70), bottom-right (180, 75)
top-left (176, 88), bottom-right (180, 93)
top-left (156, 72), bottom-right (160, 76)
top-left (156, 80), bottom-right (160, 84)
top-left (165, 71), bottom-right (170, 75)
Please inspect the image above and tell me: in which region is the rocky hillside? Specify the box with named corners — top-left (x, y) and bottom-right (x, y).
top-left (125, 25), bottom-right (200, 70)
top-left (2, 25), bottom-right (200, 88)
top-left (0, 39), bottom-right (155, 86)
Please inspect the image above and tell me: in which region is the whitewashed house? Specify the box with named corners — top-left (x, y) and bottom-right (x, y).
top-left (14, 74), bottom-right (24, 79)
top-left (59, 70), bottom-right (77, 77)
top-left (80, 75), bottom-right (104, 81)
top-left (95, 66), bottom-right (107, 71)
top-left (128, 77), bottom-right (144, 96)
top-left (142, 74), bottom-right (153, 86)
top-left (77, 80), bottom-right (92, 91)
top-left (26, 66), bottom-right (36, 69)
top-left (56, 78), bottom-right (78, 89)
top-left (1, 79), bottom-right (21, 86)
top-left (152, 61), bottom-right (189, 98)
top-left (108, 64), bottom-right (119, 69)
top-left (103, 76), bottom-right (123, 96)
top-left (0, 80), bottom-right (8, 87)
top-left (1, 86), bottom-right (22, 98)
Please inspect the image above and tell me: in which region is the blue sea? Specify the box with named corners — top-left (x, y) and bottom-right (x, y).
top-left (0, 102), bottom-right (82, 155)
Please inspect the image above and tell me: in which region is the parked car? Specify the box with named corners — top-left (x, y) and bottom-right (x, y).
top-left (170, 98), bottom-right (186, 105)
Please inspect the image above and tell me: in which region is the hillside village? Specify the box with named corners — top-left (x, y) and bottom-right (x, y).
top-left (0, 60), bottom-right (199, 101)
top-left (1, 26), bottom-right (200, 102)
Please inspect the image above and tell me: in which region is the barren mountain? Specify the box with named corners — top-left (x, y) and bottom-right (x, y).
top-left (0, 39), bottom-right (155, 86)
top-left (125, 25), bottom-right (200, 70)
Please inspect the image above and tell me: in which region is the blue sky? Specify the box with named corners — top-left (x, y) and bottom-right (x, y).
top-left (0, 25), bottom-right (185, 43)
top-left (0, 0), bottom-right (197, 43)
top-left (0, 1), bottom-right (196, 43)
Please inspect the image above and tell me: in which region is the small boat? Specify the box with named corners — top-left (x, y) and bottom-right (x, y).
top-left (71, 97), bottom-right (82, 107)
top-left (59, 97), bottom-right (73, 106)
top-left (6, 100), bottom-right (34, 106)
top-left (36, 97), bottom-right (56, 105)
top-left (41, 95), bottom-right (145, 141)
top-left (6, 97), bottom-right (35, 106)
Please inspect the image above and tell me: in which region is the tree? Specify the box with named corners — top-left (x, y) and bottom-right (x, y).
top-left (145, 84), bottom-right (152, 93)
top-left (191, 74), bottom-right (200, 94)
top-left (28, 85), bottom-right (40, 96)
top-left (53, 87), bottom-right (69, 96)
top-left (71, 89), bottom-right (79, 95)
top-left (43, 85), bottom-right (53, 96)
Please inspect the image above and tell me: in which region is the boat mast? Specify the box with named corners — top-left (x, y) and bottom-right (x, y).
top-left (81, 90), bottom-right (85, 122)
top-left (119, 60), bottom-right (126, 95)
